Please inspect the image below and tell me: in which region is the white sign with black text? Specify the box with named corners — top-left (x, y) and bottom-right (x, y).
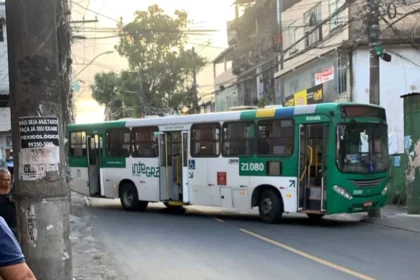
top-left (19, 117), bottom-right (60, 181)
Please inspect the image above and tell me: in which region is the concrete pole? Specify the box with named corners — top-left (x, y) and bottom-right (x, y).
top-left (367, 0), bottom-right (381, 218)
top-left (6, 0), bottom-right (73, 278)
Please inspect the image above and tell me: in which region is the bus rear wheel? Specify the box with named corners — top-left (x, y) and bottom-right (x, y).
top-left (259, 189), bottom-right (283, 224)
top-left (120, 182), bottom-right (148, 211)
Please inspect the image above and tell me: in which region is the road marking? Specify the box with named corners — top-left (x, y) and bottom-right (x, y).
top-left (239, 228), bottom-right (375, 280)
top-left (215, 218), bottom-right (224, 223)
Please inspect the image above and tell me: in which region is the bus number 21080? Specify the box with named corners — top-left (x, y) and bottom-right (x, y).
top-left (240, 162), bottom-right (264, 172)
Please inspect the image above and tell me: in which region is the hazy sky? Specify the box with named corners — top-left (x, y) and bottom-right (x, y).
top-left (71, 0), bottom-right (233, 123)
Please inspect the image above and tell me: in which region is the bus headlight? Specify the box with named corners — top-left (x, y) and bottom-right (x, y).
top-left (382, 183), bottom-right (390, 195)
top-left (333, 185), bottom-right (353, 200)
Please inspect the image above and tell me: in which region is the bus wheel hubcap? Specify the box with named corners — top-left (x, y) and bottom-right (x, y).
top-left (262, 197), bottom-right (272, 215)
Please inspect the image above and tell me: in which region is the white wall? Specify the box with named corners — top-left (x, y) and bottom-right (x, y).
top-left (0, 3), bottom-right (9, 96)
top-left (0, 3), bottom-right (11, 136)
top-left (352, 47), bottom-right (420, 154)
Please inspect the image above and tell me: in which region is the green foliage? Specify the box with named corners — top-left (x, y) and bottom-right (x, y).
top-left (91, 72), bottom-right (125, 119)
top-left (90, 4), bottom-right (207, 119)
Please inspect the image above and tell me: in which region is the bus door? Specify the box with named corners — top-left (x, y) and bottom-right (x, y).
top-left (159, 131), bottom-right (188, 202)
top-left (297, 123), bottom-right (328, 212)
top-left (86, 134), bottom-right (102, 197)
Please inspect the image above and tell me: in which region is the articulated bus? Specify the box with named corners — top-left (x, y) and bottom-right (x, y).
top-left (67, 102), bottom-right (390, 223)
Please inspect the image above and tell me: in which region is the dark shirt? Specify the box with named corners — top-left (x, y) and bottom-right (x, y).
top-left (0, 194), bottom-right (16, 229)
top-left (0, 216), bottom-right (25, 267)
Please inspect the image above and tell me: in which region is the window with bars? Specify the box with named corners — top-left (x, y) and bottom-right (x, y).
top-left (288, 20), bottom-right (298, 52)
top-left (336, 54), bottom-right (348, 95)
top-left (329, 0), bottom-right (345, 31)
top-left (304, 3), bottom-right (322, 48)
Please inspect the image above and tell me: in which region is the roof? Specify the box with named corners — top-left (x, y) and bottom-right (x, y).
top-left (68, 102), bottom-right (385, 131)
top-left (212, 45), bottom-right (235, 64)
top-left (401, 92), bottom-right (420, 99)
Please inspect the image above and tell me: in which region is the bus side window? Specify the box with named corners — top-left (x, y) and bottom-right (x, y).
top-left (106, 128), bottom-right (131, 158)
top-left (257, 119), bottom-right (294, 156)
top-left (70, 131), bottom-right (87, 157)
top-left (191, 123), bottom-right (220, 157)
top-left (131, 126), bottom-right (159, 158)
top-left (222, 121), bottom-right (254, 157)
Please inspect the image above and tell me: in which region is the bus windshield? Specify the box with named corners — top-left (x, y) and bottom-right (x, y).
top-left (336, 123), bottom-right (389, 173)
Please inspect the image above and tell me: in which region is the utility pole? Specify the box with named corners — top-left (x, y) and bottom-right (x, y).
top-left (367, 0), bottom-right (381, 106)
top-left (6, 0), bottom-right (73, 279)
top-left (276, 0), bottom-right (284, 105)
top-left (366, 0), bottom-right (381, 218)
top-left (191, 47), bottom-right (199, 114)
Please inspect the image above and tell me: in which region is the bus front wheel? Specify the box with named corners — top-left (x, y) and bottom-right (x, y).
top-left (259, 189), bottom-right (283, 224)
top-left (120, 182), bottom-right (148, 211)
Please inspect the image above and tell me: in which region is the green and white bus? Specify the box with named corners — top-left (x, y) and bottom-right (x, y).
top-left (67, 102), bottom-right (390, 223)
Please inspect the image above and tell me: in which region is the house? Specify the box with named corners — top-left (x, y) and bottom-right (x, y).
top-left (213, 45), bottom-right (238, 112)
top-left (228, 0), bottom-right (302, 106)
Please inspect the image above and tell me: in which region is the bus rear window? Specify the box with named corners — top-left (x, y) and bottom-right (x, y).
top-left (340, 105), bottom-right (386, 119)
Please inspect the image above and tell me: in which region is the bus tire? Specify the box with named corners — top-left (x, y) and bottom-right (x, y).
top-left (120, 182), bottom-right (148, 211)
top-left (259, 188), bottom-right (283, 224)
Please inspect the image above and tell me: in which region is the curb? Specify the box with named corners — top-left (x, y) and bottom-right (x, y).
top-left (361, 218), bottom-right (420, 233)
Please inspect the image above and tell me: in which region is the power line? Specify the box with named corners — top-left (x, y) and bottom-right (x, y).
top-left (200, 4), bottom-right (370, 97)
top-left (72, 1), bottom-right (119, 22)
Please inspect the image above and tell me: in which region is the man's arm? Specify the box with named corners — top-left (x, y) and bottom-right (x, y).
top-left (0, 218), bottom-right (36, 280)
top-left (0, 263), bottom-right (36, 280)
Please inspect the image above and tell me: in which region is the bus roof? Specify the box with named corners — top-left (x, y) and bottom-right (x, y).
top-left (68, 102), bottom-right (385, 131)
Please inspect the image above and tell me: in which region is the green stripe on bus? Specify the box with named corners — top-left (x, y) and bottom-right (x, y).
top-left (240, 110), bottom-right (257, 120)
top-left (68, 120), bottom-right (127, 132)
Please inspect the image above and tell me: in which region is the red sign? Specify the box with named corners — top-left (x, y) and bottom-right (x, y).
top-left (315, 66), bottom-right (334, 85)
top-left (217, 172), bottom-right (227, 186)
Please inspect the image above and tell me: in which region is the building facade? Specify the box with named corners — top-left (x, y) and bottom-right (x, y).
top-left (229, 0), bottom-right (301, 106)
top-left (273, 0), bottom-right (420, 203)
top-left (0, 2), bottom-right (12, 165)
top-left (213, 46), bottom-right (238, 112)
top-left (273, 0), bottom-right (350, 106)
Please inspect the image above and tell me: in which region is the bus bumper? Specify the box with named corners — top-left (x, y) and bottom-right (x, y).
top-left (328, 193), bottom-right (387, 214)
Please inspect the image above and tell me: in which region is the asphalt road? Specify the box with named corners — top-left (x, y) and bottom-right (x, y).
top-left (85, 198), bottom-right (420, 280)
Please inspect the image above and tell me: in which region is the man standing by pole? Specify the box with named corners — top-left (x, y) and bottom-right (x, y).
top-left (6, 0), bottom-right (73, 279)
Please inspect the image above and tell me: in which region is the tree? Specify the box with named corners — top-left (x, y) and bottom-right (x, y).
top-left (91, 72), bottom-right (124, 120)
top-left (115, 4), bottom-right (207, 112)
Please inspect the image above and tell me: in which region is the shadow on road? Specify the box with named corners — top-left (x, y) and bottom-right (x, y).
top-left (87, 199), bottom-right (363, 229)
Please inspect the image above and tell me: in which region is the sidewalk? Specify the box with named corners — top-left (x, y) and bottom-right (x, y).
top-left (71, 192), bottom-right (127, 280)
top-left (362, 205), bottom-right (420, 233)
